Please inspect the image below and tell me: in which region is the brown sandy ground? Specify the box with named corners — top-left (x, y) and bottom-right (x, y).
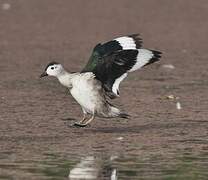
top-left (0, 0), bottom-right (208, 179)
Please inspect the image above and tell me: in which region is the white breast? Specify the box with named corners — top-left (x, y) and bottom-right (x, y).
top-left (70, 73), bottom-right (98, 114)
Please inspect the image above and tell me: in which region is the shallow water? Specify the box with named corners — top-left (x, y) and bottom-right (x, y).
top-left (0, 150), bottom-right (208, 180)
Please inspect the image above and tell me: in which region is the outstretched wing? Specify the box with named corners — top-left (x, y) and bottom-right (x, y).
top-left (82, 34), bottom-right (142, 72)
top-left (81, 34), bottom-right (162, 98)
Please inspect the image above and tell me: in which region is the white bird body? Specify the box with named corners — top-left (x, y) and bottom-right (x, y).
top-left (70, 73), bottom-right (99, 114)
top-left (57, 71), bottom-right (121, 118)
top-left (40, 34), bottom-right (161, 127)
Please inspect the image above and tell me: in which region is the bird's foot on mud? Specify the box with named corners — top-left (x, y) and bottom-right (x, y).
top-left (72, 122), bottom-right (89, 127)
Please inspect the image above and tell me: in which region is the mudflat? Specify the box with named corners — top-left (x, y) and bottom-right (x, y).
top-left (0, 0), bottom-right (208, 179)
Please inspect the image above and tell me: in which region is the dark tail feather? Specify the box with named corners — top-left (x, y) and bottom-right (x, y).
top-left (110, 106), bottom-right (130, 119)
top-left (119, 112), bottom-right (130, 119)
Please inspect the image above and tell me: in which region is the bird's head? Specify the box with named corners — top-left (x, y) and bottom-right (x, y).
top-left (40, 62), bottom-right (64, 78)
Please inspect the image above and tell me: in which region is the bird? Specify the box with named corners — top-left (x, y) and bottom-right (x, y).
top-left (40, 34), bottom-right (162, 127)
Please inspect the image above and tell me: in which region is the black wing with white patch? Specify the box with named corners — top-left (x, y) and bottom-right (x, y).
top-left (93, 50), bottom-right (138, 92)
top-left (98, 33), bottom-right (143, 55)
top-left (82, 34), bottom-right (142, 72)
top-left (81, 34), bottom-right (161, 98)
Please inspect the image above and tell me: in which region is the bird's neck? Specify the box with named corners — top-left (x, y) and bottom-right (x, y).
top-left (57, 70), bottom-right (75, 88)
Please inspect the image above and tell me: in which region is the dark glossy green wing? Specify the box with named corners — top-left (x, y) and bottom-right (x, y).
top-left (81, 44), bottom-right (102, 72)
top-left (81, 34), bottom-right (142, 72)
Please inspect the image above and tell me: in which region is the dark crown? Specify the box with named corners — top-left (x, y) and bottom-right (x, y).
top-left (45, 61), bottom-right (59, 71)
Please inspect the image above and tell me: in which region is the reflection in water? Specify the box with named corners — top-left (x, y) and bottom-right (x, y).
top-left (0, 152), bottom-right (208, 179)
top-left (68, 155), bottom-right (118, 180)
top-left (111, 169), bottom-right (117, 180)
top-left (69, 156), bottom-right (98, 179)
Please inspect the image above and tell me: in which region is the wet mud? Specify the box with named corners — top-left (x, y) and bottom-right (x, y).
top-left (0, 0), bottom-right (208, 179)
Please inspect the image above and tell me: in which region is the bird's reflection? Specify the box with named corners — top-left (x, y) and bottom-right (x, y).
top-left (68, 155), bottom-right (118, 180)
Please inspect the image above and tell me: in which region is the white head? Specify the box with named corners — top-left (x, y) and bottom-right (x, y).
top-left (40, 62), bottom-right (64, 78)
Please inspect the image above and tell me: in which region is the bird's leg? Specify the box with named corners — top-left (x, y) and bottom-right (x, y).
top-left (79, 113), bottom-right (87, 124)
top-left (78, 110), bottom-right (87, 124)
top-left (73, 108), bottom-right (88, 127)
top-left (73, 113), bottom-right (95, 127)
top-left (82, 113), bottom-right (87, 121)
top-left (80, 113), bottom-right (95, 126)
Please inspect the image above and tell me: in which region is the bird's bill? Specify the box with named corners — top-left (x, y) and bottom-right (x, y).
top-left (40, 71), bottom-right (48, 78)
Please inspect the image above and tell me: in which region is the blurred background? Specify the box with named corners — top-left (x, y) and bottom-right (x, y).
top-left (0, 0), bottom-right (208, 179)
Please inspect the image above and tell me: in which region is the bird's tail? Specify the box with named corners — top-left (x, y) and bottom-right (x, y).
top-left (110, 106), bottom-right (129, 119)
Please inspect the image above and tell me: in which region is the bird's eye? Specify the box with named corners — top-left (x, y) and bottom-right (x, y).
top-left (51, 67), bottom-right (54, 70)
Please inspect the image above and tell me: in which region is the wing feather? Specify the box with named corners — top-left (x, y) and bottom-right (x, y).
top-left (81, 34), bottom-right (161, 98)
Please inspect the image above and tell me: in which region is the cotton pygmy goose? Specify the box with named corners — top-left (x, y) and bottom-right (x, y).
top-left (40, 34), bottom-right (162, 127)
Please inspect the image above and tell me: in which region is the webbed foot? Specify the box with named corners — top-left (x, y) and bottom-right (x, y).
top-left (73, 122), bottom-right (88, 127)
